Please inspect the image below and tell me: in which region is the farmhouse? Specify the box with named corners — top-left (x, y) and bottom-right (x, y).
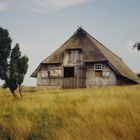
top-left (31, 27), bottom-right (140, 88)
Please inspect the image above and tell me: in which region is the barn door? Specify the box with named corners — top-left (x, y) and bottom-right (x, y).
top-left (62, 67), bottom-right (76, 88)
top-left (62, 66), bottom-right (86, 88)
top-left (76, 66), bottom-right (86, 88)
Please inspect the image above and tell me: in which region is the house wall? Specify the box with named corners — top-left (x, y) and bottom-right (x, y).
top-left (86, 63), bottom-right (116, 87)
top-left (61, 50), bottom-right (86, 88)
top-left (36, 62), bottom-right (117, 88)
top-left (37, 78), bottom-right (62, 88)
top-left (37, 65), bottom-right (62, 88)
top-left (62, 65), bottom-right (86, 88)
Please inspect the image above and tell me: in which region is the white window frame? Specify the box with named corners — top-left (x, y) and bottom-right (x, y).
top-left (94, 64), bottom-right (102, 71)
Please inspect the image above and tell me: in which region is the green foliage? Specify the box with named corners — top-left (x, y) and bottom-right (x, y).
top-left (0, 27), bottom-right (12, 80)
top-left (17, 56), bottom-right (29, 85)
top-left (0, 27), bottom-right (29, 98)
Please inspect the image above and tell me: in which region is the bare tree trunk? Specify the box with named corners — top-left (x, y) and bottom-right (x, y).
top-left (18, 85), bottom-right (22, 99)
top-left (11, 90), bottom-right (19, 99)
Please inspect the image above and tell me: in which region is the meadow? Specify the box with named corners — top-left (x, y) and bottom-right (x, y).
top-left (0, 85), bottom-right (140, 140)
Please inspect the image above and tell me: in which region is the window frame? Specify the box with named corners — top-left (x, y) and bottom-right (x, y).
top-left (94, 63), bottom-right (102, 71)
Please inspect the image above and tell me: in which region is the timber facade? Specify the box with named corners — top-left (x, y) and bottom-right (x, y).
top-left (31, 27), bottom-right (140, 88)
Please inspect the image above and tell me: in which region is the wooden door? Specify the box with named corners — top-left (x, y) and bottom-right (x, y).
top-left (76, 66), bottom-right (86, 88)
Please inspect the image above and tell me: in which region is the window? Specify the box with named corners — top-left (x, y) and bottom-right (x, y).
top-left (94, 64), bottom-right (102, 77)
top-left (68, 49), bottom-right (83, 64)
top-left (69, 50), bottom-right (78, 63)
top-left (50, 69), bottom-right (62, 77)
top-left (40, 71), bottom-right (48, 78)
top-left (64, 67), bottom-right (74, 78)
top-left (94, 64), bottom-right (102, 70)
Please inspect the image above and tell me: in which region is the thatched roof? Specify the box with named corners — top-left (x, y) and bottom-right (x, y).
top-left (31, 27), bottom-right (140, 84)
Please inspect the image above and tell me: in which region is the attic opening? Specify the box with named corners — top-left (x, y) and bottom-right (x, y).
top-left (66, 48), bottom-right (83, 64)
top-left (64, 67), bottom-right (74, 78)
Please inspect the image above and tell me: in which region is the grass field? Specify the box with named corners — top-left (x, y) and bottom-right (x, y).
top-left (0, 85), bottom-right (140, 140)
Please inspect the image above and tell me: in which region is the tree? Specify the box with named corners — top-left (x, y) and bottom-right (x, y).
top-left (17, 55), bottom-right (29, 99)
top-left (0, 27), bottom-right (11, 81)
top-left (0, 27), bottom-right (28, 99)
top-left (133, 42), bottom-right (140, 51)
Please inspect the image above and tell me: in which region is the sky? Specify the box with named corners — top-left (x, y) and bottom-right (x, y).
top-left (0, 0), bottom-right (140, 86)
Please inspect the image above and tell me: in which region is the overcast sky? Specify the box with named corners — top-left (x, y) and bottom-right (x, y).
top-left (0, 0), bottom-right (140, 86)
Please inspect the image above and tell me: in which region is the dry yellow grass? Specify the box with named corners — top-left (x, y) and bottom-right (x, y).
top-left (0, 85), bottom-right (140, 140)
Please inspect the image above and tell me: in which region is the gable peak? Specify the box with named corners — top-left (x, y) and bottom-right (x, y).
top-left (74, 26), bottom-right (86, 38)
